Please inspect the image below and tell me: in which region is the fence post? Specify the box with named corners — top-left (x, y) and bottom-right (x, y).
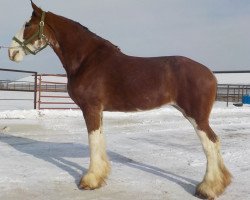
top-left (241, 86), bottom-right (244, 103)
top-left (38, 75), bottom-right (42, 110)
top-left (226, 85), bottom-right (229, 107)
top-left (233, 88), bottom-right (236, 102)
top-left (34, 72), bottom-right (38, 109)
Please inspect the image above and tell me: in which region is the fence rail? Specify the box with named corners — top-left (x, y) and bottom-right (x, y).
top-left (36, 74), bottom-right (78, 110)
top-left (0, 68), bottom-right (37, 109)
top-left (217, 84), bottom-right (250, 106)
top-left (0, 81), bottom-right (35, 92)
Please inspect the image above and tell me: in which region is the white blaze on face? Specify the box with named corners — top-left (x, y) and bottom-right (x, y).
top-left (8, 23), bottom-right (41, 62)
top-left (8, 26), bottom-right (26, 62)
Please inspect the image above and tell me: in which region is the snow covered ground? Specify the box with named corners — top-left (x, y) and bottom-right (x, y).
top-left (0, 91), bottom-right (34, 110)
top-left (0, 102), bottom-right (250, 200)
top-left (215, 73), bottom-right (250, 85)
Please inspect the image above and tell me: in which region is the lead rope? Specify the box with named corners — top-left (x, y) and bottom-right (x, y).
top-left (0, 45), bottom-right (21, 49)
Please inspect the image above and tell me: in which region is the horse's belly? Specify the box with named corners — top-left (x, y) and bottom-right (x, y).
top-left (104, 90), bottom-right (173, 112)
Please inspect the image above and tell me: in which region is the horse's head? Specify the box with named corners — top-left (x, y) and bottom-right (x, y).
top-left (9, 1), bottom-right (49, 62)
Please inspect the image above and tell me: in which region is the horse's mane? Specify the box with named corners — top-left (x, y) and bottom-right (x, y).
top-left (48, 11), bottom-right (120, 52)
top-left (78, 23), bottom-right (121, 51)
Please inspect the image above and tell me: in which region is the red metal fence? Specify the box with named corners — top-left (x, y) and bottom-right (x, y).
top-left (36, 74), bottom-right (79, 110)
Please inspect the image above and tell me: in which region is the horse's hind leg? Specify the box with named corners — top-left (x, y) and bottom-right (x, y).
top-left (189, 119), bottom-right (232, 199)
top-left (176, 104), bottom-right (230, 200)
top-left (174, 70), bottom-right (232, 199)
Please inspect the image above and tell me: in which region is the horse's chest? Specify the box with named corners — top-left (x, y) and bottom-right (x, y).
top-left (67, 81), bottom-right (84, 99)
top-left (67, 78), bottom-right (101, 106)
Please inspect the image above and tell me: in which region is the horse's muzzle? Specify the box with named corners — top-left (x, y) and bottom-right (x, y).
top-left (8, 49), bottom-right (20, 62)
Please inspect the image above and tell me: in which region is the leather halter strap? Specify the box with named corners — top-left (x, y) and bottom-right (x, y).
top-left (12, 11), bottom-right (49, 55)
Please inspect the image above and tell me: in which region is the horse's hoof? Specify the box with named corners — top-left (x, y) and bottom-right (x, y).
top-left (79, 173), bottom-right (104, 190)
top-left (79, 183), bottom-right (94, 190)
top-left (195, 190), bottom-right (214, 200)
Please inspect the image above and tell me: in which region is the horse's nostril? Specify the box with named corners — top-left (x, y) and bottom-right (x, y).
top-left (9, 50), bottom-right (20, 60)
top-left (8, 49), bottom-right (11, 58)
top-left (13, 50), bottom-right (19, 56)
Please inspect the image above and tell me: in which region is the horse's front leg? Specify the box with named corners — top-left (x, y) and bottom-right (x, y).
top-left (79, 106), bottom-right (110, 190)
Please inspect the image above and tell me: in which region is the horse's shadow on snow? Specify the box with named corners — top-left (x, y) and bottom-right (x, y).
top-left (0, 133), bottom-right (199, 195)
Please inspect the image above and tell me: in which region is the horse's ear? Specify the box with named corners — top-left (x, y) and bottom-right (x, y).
top-left (31, 0), bottom-right (42, 17)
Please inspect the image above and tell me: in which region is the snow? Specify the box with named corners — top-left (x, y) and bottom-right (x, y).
top-left (17, 74), bottom-right (67, 83)
top-left (0, 102), bottom-right (250, 200)
top-left (215, 73), bottom-right (250, 85)
top-left (0, 91), bottom-right (34, 110)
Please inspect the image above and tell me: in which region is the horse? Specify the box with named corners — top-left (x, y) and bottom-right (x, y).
top-left (8, 2), bottom-right (231, 199)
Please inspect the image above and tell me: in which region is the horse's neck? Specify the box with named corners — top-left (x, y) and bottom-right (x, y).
top-left (47, 12), bottom-right (114, 76)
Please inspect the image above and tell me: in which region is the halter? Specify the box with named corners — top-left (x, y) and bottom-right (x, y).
top-left (12, 11), bottom-right (49, 55)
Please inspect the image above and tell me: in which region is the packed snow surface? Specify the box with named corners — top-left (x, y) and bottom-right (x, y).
top-left (215, 73), bottom-right (250, 85)
top-left (0, 102), bottom-right (250, 200)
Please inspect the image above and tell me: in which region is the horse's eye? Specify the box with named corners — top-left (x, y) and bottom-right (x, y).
top-left (25, 23), bottom-right (30, 28)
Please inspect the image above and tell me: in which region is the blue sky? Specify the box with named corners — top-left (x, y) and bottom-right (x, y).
top-left (0, 0), bottom-right (250, 78)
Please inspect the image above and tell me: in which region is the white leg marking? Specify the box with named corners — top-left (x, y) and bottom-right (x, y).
top-left (197, 130), bottom-right (222, 181)
top-left (188, 117), bottom-right (231, 198)
top-left (80, 128), bottom-right (110, 189)
top-left (188, 118), bottom-right (221, 183)
top-left (196, 129), bottom-right (227, 198)
top-left (89, 128), bottom-right (109, 174)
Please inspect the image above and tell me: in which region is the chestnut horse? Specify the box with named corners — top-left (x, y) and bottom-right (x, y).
top-left (9, 2), bottom-right (231, 199)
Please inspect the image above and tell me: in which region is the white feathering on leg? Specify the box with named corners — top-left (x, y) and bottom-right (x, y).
top-left (80, 128), bottom-right (110, 189)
